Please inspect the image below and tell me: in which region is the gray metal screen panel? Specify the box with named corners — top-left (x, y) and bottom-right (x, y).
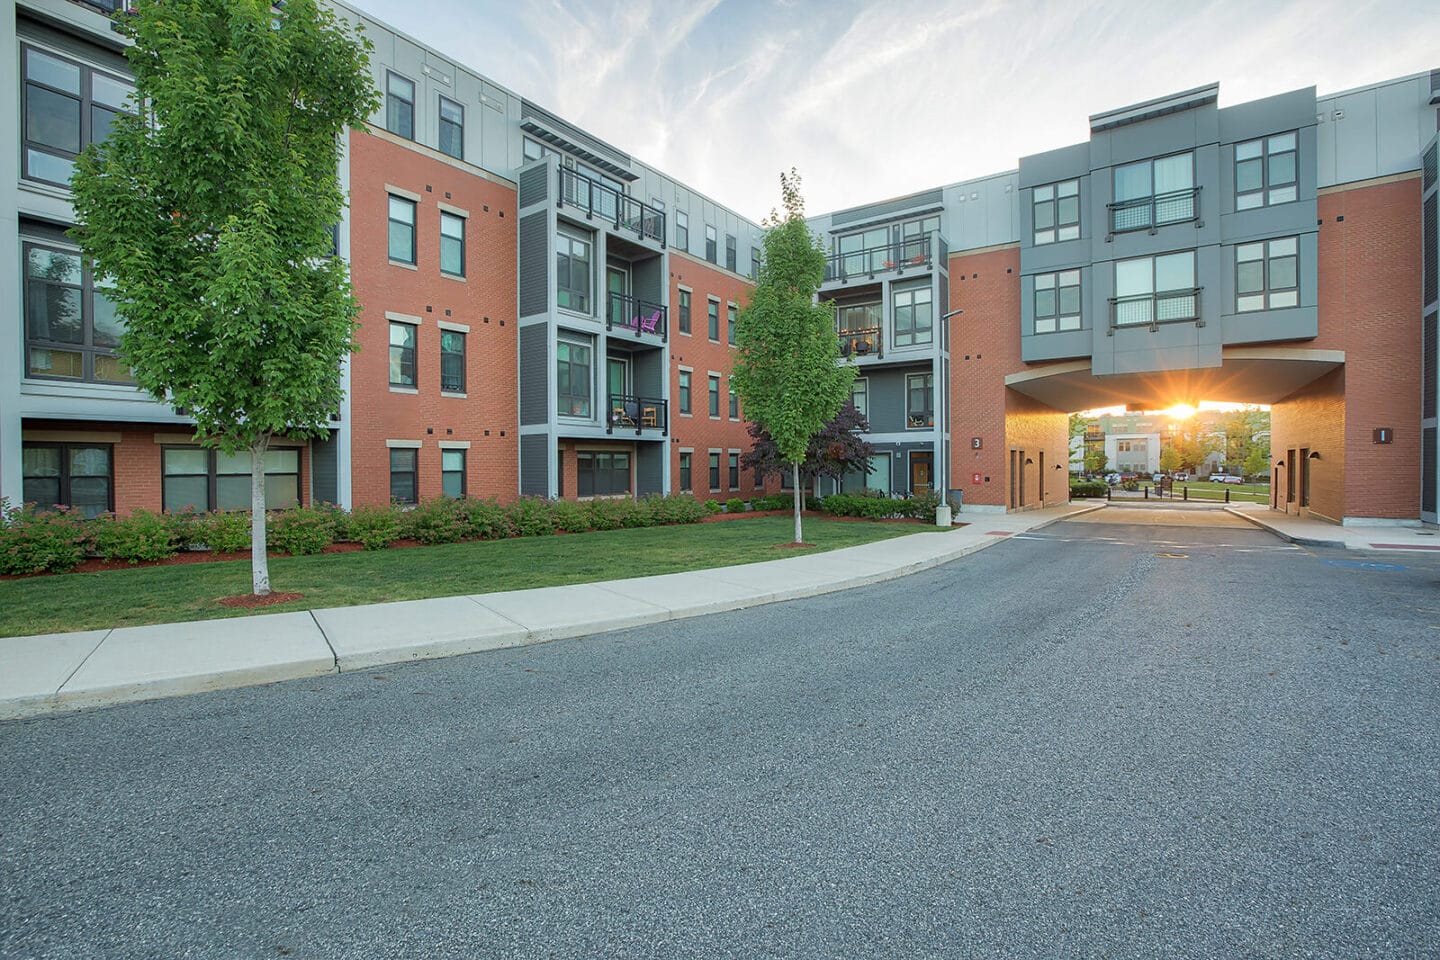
top-left (518, 212), bottom-right (548, 317)
top-left (636, 444), bottom-right (663, 496)
top-left (520, 434), bottom-right (550, 496)
top-left (518, 164), bottom-right (550, 210)
top-left (310, 433), bottom-right (338, 505)
top-left (1425, 427), bottom-right (1437, 516)
top-left (830, 189), bottom-right (944, 227)
top-left (519, 324), bottom-right (549, 425)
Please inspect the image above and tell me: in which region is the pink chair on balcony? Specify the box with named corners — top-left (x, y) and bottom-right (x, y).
top-left (639, 311), bottom-right (661, 336)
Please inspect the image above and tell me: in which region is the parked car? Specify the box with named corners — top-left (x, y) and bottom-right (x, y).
top-left (1151, 473), bottom-right (1164, 483)
top-left (1104, 473), bottom-right (1121, 485)
top-left (1173, 472), bottom-right (1190, 481)
top-left (1211, 474), bottom-right (1244, 484)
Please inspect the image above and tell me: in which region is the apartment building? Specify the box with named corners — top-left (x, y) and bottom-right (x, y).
top-left (3, 0), bottom-right (1436, 526)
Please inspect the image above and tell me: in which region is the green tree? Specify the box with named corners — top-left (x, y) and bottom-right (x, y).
top-left (1083, 448), bottom-right (1109, 475)
top-left (1159, 445), bottom-right (1183, 475)
top-left (70, 0), bottom-right (379, 596)
top-left (731, 170), bottom-right (855, 543)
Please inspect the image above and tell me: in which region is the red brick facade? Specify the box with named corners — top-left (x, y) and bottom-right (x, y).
top-left (346, 126), bottom-right (519, 506)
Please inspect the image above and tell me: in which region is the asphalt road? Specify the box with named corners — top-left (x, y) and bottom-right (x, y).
top-left (3, 513), bottom-right (1438, 959)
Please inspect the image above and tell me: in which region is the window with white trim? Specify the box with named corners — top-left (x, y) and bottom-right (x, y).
top-left (1033, 179), bottom-right (1079, 244)
top-left (386, 72), bottom-right (415, 140)
top-left (1033, 270), bottom-right (1081, 333)
top-left (1235, 132), bottom-right (1297, 210)
top-left (1236, 237), bottom-right (1298, 312)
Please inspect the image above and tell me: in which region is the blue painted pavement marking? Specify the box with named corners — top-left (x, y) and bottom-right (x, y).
top-left (1321, 559), bottom-right (1409, 572)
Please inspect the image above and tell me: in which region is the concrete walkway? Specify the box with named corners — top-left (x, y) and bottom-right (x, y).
top-left (1224, 502), bottom-right (1440, 550)
top-left (0, 503), bottom-right (1104, 721)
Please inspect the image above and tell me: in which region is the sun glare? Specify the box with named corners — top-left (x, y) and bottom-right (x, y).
top-left (1161, 404), bottom-right (1197, 419)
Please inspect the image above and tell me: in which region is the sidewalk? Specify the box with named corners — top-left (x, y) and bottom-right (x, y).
top-left (1224, 502), bottom-right (1440, 551)
top-left (0, 502), bottom-right (1104, 721)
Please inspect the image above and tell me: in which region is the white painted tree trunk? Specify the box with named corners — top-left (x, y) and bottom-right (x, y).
top-left (792, 461), bottom-right (803, 544)
top-left (250, 435), bottom-right (272, 596)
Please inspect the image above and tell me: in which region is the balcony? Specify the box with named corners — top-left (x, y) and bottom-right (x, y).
top-left (838, 326), bottom-right (883, 359)
top-left (558, 167), bottom-right (665, 246)
top-left (1107, 187), bottom-right (1201, 236)
top-left (606, 394), bottom-right (668, 436)
top-left (1109, 287), bottom-right (1202, 333)
top-left (824, 235), bottom-right (935, 285)
top-left (606, 292), bottom-right (667, 342)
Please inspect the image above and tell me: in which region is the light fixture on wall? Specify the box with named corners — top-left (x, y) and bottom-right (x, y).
top-left (1024, 457), bottom-right (1034, 465)
top-left (1308, 451), bottom-right (1322, 460)
top-left (1275, 459), bottom-right (1285, 468)
top-left (1054, 463), bottom-right (1063, 470)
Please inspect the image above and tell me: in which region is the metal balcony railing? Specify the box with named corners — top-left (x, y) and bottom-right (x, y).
top-left (1109, 287), bottom-right (1202, 332)
top-left (838, 326), bottom-right (883, 358)
top-left (1107, 186), bottom-right (1201, 235)
top-left (606, 394), bottom-right (668, 436)
top-left (606, 292), bottom-right (668, 342)
top-left (824, 235), bottom-right (933, 283)
top-left (559, 167), bottom-right (666, 246)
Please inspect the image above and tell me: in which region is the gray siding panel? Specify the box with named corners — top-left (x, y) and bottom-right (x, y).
top-left (310, 433), bottom-right (338, 505)
top-left (518, 212), bottom-right (549, 317)
top-left (831, 189), bottom-right (945, 228)
top-left (518, 164), bottom-right (550, 210)
top-left (520, 434), bottom-right (549, 497)
top-left (636, 444), bottom-right (663, 496)
top-left (519, 324), bottom-right (549, 425)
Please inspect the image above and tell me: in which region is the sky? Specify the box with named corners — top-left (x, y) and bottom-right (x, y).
top-left (355, 0), bottom-right (1436, 222)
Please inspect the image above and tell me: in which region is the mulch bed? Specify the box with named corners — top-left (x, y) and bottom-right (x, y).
top-left (217, 591), bottom-right (305, 609)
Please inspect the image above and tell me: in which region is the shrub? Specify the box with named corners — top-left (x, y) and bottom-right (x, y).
top-left (508, 497), bottom-right (556, 537)
top-left (749, 493), bottom-right (790, 511)
top-left (725, 498), bottom-right (746, 514)
top-left (0, 501), bottom-right (90, 575)
top-left (348, 503), bottom-right (401, 550)
top-left (704, 498), bottom-right (723, 515)
top-left (1069, 481), bottom-right (1109, 499)
top-left (820, 493), bottom-right (898, 520)
top-left (403, 497), bottom-right (468, 545)
top-left (898, 490), bottom-right (943, 520)
top-left (639, 493), bottom-right (707, 526)
top-left (616, 498), bottom-right (648, 528)
top-left (93, 509), bottom-right (179, 564)
top-left (549, 498), bottom-right (588, 533)
top-left (268, 505), bottom-right (337, 556)
top-left (457, 497), bottom-right (513, 540)
top-left (584, 498), bottom-right (625, 531)
top-left (167, 508), bottom-right (206, 549)
top-left (200, 510), bottom-right (252, 553)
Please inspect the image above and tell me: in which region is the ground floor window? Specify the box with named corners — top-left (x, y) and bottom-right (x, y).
top-left (577, 451), bottom-right (630, 497)
top-left (390, 448), bottom-right (418, 504)
top-left (22, 443), bottom-right (113, 518)
top-left (441, 449), bottom-right (465, 498)
top-left (679, 452), bottom-right (692, 491)
top-left (163, 447), bottom-right (300, 512)
top-left (709, 452), bottom-right (721, 491)
top-left (841, 452), bottom-right (892, 494)
top-left (728, 452), bottom-right (739, 489)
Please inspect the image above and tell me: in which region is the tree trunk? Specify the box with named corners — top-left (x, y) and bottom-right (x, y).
top-left (792, 461), bottom-right (802, 544)
top-left (250, 435), bottom-right (272, 596)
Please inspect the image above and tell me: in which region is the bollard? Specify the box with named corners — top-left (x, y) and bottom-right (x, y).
top-left (1183, 486), bottom-right (1188, 501)
top-left (1225, 488), bottom-right (1230, 504)
top-left (1107, 486), bottom-right (1112, 502)
top-left (1144, 487), bottom-right (1149, 500)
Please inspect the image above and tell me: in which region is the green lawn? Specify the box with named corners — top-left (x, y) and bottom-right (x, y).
top-left (1152, 480), bottom-right (1270, 503)
top-left (0, 517), bottom-right (928, 638)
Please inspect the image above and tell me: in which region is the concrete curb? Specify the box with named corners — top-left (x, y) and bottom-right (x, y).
top-left (1, 505), bottom-right (1101, 721)
top-left (1223, 506), bottom-right (1348, 548)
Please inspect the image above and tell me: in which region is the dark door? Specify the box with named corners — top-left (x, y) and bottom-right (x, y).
top-left (1299, 447), bottom-right (1311, 507)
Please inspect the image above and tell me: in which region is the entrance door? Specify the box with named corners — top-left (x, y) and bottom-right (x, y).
top-left (1299, 447), bottom-right (1311, 508)
top-left (607, 357), bottom-right (629, 406)
top-left (1286, 448), bottom-right (1297, 505)
top-left (910, 451), bottom-right (933, 495)
top-left (607, 265), bottom-right (629, 327)
top-left (1009, 450), bottom-right (1018, 509)
top-left (1018, 449), bottom-right (1026, 506)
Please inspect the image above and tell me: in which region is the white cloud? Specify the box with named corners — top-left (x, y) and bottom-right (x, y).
top-left (357, 0), bottom-right (1435, 221)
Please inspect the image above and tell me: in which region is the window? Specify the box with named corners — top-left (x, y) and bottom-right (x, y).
top-left (438, 96), bottom-right (463, 160)
top-left (440, 212), bottom-right (465, 277)
top-left (751, 247), bottom-right (761, 279)
top-left (727, 303), bottom-right (737, 345)
top-left (708, 374), bottom-right (721, 417)
top-left (1113, 252), bottom-right (1198, 327)
top-left (728, 453), bottom-right (739, 489)
top-left (21, 45), bottom-right (135, 187)
top-left (893, 283), bottom-right (933, 347)
top-left (709, 452), bottom-right (721, 491)
top-left (676, 210), bottom-right (689, 250)
top-left (1111, 152), bottom-right (1195, 232)
top-left (899, 215), bottom-right (940, 262)
top-left (708, 299), bottom-right (720, 341)
top-left (577, 452), bottom-right (630, 497)
top-left (388, 196), bottom-right (416, 264)
top-left (1236, 132), bottom-right (1297, 210)
top-left (389, 448), bottom-right (418, 504)
top-left (440, 330), bottom-right (465, 392)
top-left (836, 227), bottom-right (889, 275)
top-left (725, 234), bottom-right (737, 272)
top-left (728, 378), bottom-right (739, 420)
top-left (838, 302), bottom-right (882, 333)
top-left (906, 373), bottom-right (934, 428)
top-left (23, 242), bottom-right (132, 384)
top-left (556, 231), bottom-right (592, 314)
top-left (842, 453), bottom-right (891, 494)
top-left (678, 370), bottom-right (691, 414)
top-left (679, 452), bottom-right (692, 491)
top-left (163, 447), bottom-right (300, 512)
top-left (850, 377), bottom-right (869, 418)
top-left (557, 336), bottom-right (592, 417)
top-left (1033, 270), bottom-right (1081, 333)
top-left (386, 72), bottom-right (415, 140)
top-left (1033, 179), bottom-right (1079, 245)
top-left (523, 138), bottom-right (558, 162)
top-left (389, 322), bottom-right (416, 387)
top-left (705, 225), bottom-right (718, 263)
top-left (1236, 237), bottom-right (1299, 312)
top-left (441, 449), bottom-right (465, 498)
top-left (678, 289), bottom-right (691, 335)
top-left (22, 443), bottom-right (112, 518)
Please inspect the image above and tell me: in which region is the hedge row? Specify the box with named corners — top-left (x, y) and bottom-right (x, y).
top-left (0, 493), bottom-right (717, 576)
top-left (819, 490), bottom-right (945, 520)
top-left (1069, 481), bottom-right (1109, 498)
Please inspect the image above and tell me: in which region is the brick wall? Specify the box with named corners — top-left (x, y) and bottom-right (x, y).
top-left (947, 244), bottom-right (1068, 509)
top-left (1273, 173), bottom-right (1423, 521)
top-left (347, 127), bottom-right (519, 506)
top-left (667, 251), bottom-right (771, 501)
